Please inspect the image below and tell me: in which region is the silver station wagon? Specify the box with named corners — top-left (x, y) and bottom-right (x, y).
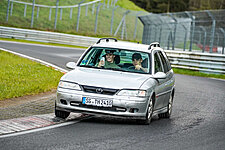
top-left (55, 38), bottom-right (175, 124)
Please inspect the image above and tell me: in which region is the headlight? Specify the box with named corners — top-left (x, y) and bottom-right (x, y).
top-left (117, 90), bottom-right (146, 97)
top-left (58, 81), bottom-right (81, 90)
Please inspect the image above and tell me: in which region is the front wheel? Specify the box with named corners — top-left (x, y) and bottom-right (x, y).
top-left (158, 93), bottom-right (173, 119)
top-left (137, 98), bottom-right (153, 125)
top-left (55, 108), bottom-right (70, 119)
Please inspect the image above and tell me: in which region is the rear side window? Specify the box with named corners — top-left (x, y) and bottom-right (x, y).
top-left (154, 52), bottom-right (163, 73)
top-left (163, 52), bottom-right (172, 70)
top-left (158, 51), bottom-right (169, 73)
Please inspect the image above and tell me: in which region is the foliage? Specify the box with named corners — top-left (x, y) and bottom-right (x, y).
top-left (0, 50), bottom-right (63, 100)
top-left (130, 0), bottom-right (225, 13)
top-left (116, 0), bottom-right (145, 11)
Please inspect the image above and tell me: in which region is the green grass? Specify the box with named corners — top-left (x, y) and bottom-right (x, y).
top-left (173, 68), bottom-right (225, 79)
top-left (176, 41), bottom-right (202, 51)
top-left (0, 0), bottom-right (147, 41)
top-left (0, 50), bottom-right (64, 100)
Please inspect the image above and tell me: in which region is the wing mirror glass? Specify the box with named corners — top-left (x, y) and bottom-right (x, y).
top-left (153, 72), bottom-right (166, 79)
top-left (66, 62), bottom-right (76, 69)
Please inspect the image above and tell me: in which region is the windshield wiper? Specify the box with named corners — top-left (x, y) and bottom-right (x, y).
top-left (80, 65), bottom-right (128, 72)
top-left (79, 65), bottom-right (99, 69)
top-left (104, 68), bottom-right (124, 72)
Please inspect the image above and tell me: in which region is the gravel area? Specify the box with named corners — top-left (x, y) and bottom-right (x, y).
top-left (0, 91), bottom-right (56, 120)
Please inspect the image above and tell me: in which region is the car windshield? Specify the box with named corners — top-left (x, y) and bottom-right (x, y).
top-left (78, 47), bottom-right (151, 74)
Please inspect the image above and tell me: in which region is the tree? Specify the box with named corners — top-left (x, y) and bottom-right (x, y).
top-left (130, 0), bottom-right (225, 13)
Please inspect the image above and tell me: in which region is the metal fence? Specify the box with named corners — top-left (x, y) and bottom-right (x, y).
top-left (139, 10), bottom-right (225, 54)
top-left (0, 26), bottom-right (224, 74)
top-left (0, 0), bottom-right (148, 42)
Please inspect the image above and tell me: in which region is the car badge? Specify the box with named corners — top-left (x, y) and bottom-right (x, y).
top-left (96, 88), bottom-right (103, 93)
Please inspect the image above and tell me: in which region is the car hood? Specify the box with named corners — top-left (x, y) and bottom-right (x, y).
top-left (61, 67), bottom-right (151, 89)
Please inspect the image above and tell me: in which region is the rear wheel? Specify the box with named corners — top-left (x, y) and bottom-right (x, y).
top-left (158, 93), bottom-right (173, 118)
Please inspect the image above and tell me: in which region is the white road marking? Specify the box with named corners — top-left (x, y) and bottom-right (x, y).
top-left (0, 120), bottom-right (79, 139)
top-left (0, 113), bottom-right (87, 137)
top-left (0, 47), bottom-right (69, 74)
top-left (0, 40), bottom-right (86, 50)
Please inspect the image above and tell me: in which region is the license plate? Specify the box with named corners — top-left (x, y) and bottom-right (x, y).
top-left (82, 97), bottom-right (113, 107)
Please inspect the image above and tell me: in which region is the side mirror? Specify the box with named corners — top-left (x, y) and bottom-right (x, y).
top-left (66, 62), bottom-right (76, 69)
top-left (153, 72), bottom-right (166, 79)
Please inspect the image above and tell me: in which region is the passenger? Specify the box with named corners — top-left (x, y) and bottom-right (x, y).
top-left (130, 53), bottom-right (148, 72)
top-left (98, 49), bottom-right (120, 69)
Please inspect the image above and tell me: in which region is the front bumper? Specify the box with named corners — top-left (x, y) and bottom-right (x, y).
top-left (56, 88), bottom-right (149, 119)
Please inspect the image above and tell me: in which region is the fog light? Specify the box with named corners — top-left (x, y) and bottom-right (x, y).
top-left (60, 99), bottom-right (67, 105)
top-left (129, 108), bottom-right (139, 113)
top-left (134, 108), bottom-right (139, 113)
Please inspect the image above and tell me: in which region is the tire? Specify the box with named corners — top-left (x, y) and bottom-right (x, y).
top-left (137, 98), bottom-right (153, 125)
top-left (158, 93), bottom-right (173, 119)
top-left (55, 108), bottom-right (70, 119)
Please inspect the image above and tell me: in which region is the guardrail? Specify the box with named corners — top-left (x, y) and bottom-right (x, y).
top-left (0, 26), bottom-right (224, 74)
top-left (0, 26), bottom-right (98, 47)
top-left (166, 50), bottom-right (225, 74)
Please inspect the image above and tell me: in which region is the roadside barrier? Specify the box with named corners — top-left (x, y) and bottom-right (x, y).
top-left (0, 26), bottom-right (224, 74)
top-left (0, 26), bottom-right (98, 47)
top-left (165, 50), bottom-right (225, 74)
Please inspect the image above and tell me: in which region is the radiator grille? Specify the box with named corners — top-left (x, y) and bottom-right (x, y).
top-left (81, 85), bottom-right (118, 95)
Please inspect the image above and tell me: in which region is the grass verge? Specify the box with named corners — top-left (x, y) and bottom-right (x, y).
top-left (173, 68), bottom-right (225, 80)
top-left (0, 50), bottom-right (64, 100)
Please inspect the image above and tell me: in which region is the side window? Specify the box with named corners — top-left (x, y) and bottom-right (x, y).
top-left (79, 48), bottom-right (102, 66)
top-left (158, 51), bottom-right (169, 73)
top-left (154, 52), bottom-right (163, 73)
top-left (163, 52), bottom-right (172, 70)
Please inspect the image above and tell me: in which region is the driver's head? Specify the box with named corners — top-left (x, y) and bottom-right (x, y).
top-left (105, 50), bottom-right (116, 63)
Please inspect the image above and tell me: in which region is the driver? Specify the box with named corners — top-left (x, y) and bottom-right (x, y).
top-left (98, 49), bottom-right (120, 69)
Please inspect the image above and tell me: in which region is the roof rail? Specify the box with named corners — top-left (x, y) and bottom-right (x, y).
top-left (96, 38), bottom-right (117, 44)
top-left (148, 42), bottom-right (160, 50)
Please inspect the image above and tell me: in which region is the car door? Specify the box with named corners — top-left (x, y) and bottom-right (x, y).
top-left (153, 51), bottom-right (167, 110)
top-left (158, 51), bottom-right (174, 107)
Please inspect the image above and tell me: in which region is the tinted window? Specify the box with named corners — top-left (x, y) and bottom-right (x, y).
top-left (158, 51), bottom-right (169, 73)
top-left (154, 52), bottom-right (163, 73)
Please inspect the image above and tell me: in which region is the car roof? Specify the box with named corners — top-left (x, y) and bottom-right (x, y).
top-left (92, 40), bottom-right (163, 53)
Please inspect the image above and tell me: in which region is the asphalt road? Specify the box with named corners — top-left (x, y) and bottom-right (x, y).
top-left (0, 41), bottom-right (84, 69)
top-left (0, 41), bottom-right (225, 150)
